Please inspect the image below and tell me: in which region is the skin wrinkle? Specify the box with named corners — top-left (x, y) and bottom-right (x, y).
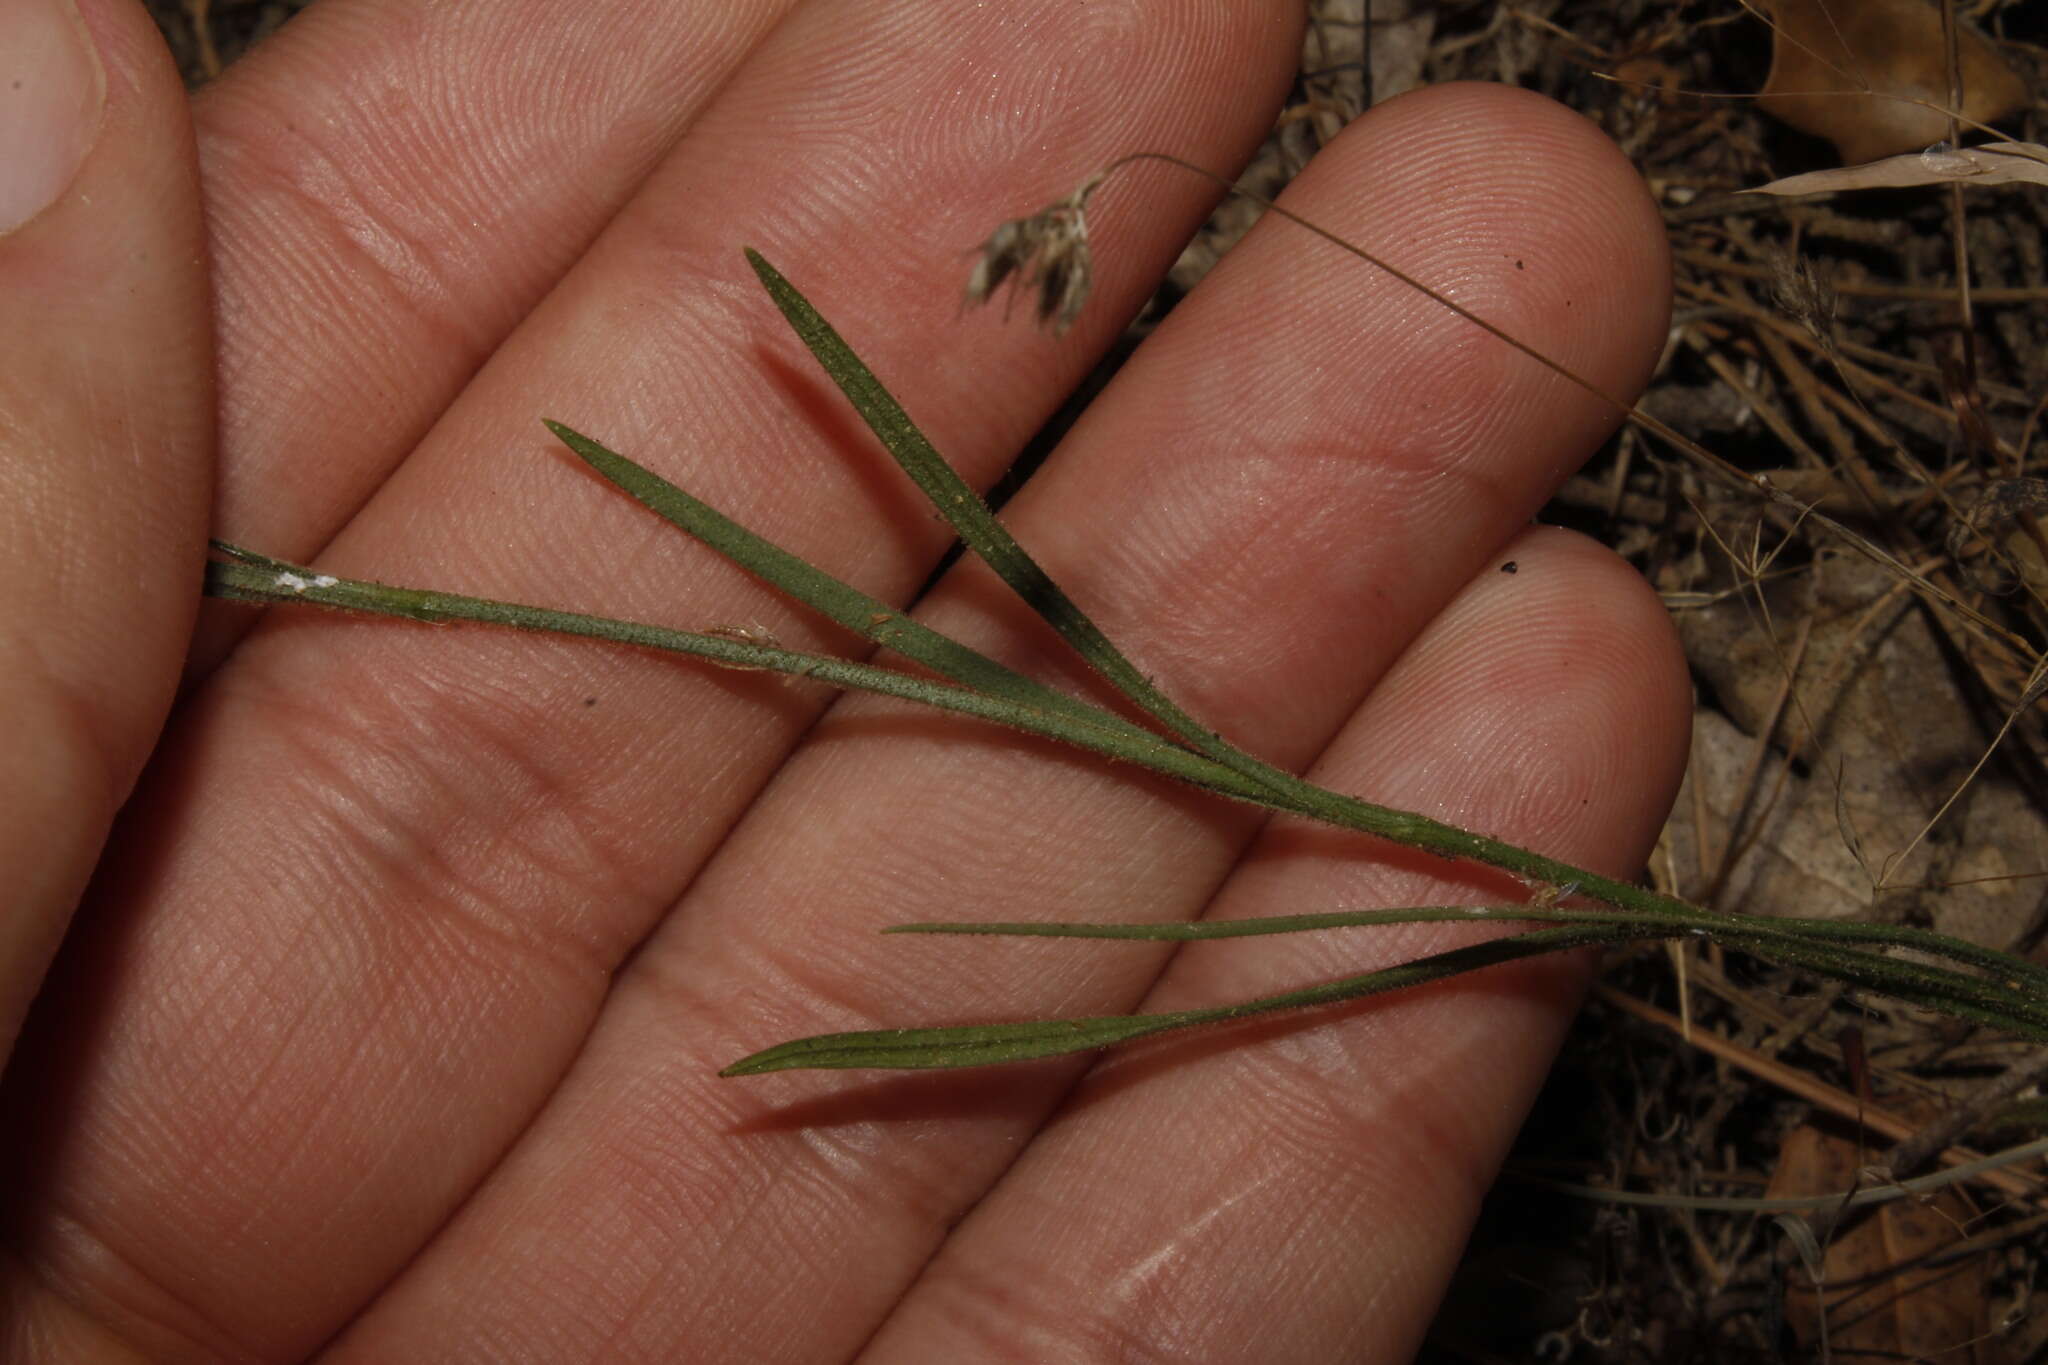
top-left (5, 643), bottom-right (123, 836)
top-left (488, 1082), bottom-right (855, 1365)
top-left (659, 857), bottom-right (1102, 1054)
top-left (1114, 450), bottom-right (1511, 732)
top-left (560, 268), bottom-right (1085, 624)
top-left (8, 663), bottom-right (630, 1358)
top-left (140, 942), bottom-right (487, 1281)
top-left (191, 1), bottom-right (801, 571)
top-left (156, 921), bottom-right (332, 1166)
top-left (220, 114), bottom-right (471, 343)
top-left (204, 175), bottom-right (452, 526)
top-left (374, 660), bottom-right (685, 905)
top-left (140, 912), bottom-right (274, 1119)
top-left (217, 1025), bottom-right (406, 1249)
top-left (9, 1209), bottom-right (239, 1365)
top-left (924, 1026), bottom-right (1491, 1361)
top-left (1360, 544), bottom-right (1680, 842)
top-left (597, 275), bottom-right (939, 548)
top-left (209, 11), bottom-right (613, 290)
top-left (700, 819), bottom-right (1200, 1028)
top-left (1013, 233), bottom-right (1632, 757)
top-left (216, 664), bottom-right (642, 973)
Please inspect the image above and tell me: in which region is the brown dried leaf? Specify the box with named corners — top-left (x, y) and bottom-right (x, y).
top-left (1665, 555), bottom-right (2037, 948)
top-left (1768, 1121), bottom-right (1988, 1360)
top-left (1747, 141), bottom-right (2048, 195)
top-left (1947, 476), bottom-right (2048, 598)
top-left (1756, 0), bottom-right (2030, 165)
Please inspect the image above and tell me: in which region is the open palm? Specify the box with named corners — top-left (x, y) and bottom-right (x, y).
top-left (1, 2), bottom-right (1686, 1360)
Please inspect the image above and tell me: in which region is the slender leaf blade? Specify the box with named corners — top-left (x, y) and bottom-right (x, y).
top-left (742, 247), bottom-right (1310, 803)
top-left (721, 924), bottom-right (1628, 1074)
top-left (545, 421), bottom-right (1169, 752)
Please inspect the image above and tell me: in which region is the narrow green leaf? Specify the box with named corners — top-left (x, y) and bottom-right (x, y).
top-left (545, 421), bottom-right (1169, 753)
top-left (743, 247), bottom-right (1310, 805)
top-left (884, 907), bottom-right (2048, 1041)
top-left (720, 924), bottom-right (1629, 1074)
top-left (725, 911), bottom-right (2048, 1074)
top-left (888, 905), bottom-right (1618, 939)
top-left (888, 903), bottom-right (2048, 996)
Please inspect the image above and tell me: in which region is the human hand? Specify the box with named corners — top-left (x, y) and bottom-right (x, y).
top-left (0, 2), bottom-right (1687, 1360)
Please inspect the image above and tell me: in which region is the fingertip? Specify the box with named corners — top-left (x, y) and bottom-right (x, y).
top-left (1373, 524), bottom-right (1690, 871)
top-left (1202, 80), bottom-right (1670, 444)
top-left (1351, 80), bottom-right (1670, 402)
top-left (1409, 81), bottom-right (1672, 394)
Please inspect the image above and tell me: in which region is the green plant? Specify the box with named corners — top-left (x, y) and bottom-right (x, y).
top-left (205, 230), bottom-right (2048, 1077)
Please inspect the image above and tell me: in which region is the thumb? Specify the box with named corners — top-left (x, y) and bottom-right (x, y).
top-left (0, 0), bottom-right (213, 1056)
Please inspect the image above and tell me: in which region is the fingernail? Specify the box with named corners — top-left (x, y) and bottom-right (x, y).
top-left (0, 0), bottom-right (106, 236)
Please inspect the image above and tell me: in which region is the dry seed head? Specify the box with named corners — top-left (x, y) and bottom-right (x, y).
top-left (964, 173), bottom-right (1106, 335)
top-left (1946, 476), bottom-right (2048, 595)
top-left (1768, 251), bottom-right (1838, 354)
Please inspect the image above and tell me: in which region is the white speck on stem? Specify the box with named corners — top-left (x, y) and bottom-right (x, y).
top-left (273, 572), bottom-right (340, 594)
